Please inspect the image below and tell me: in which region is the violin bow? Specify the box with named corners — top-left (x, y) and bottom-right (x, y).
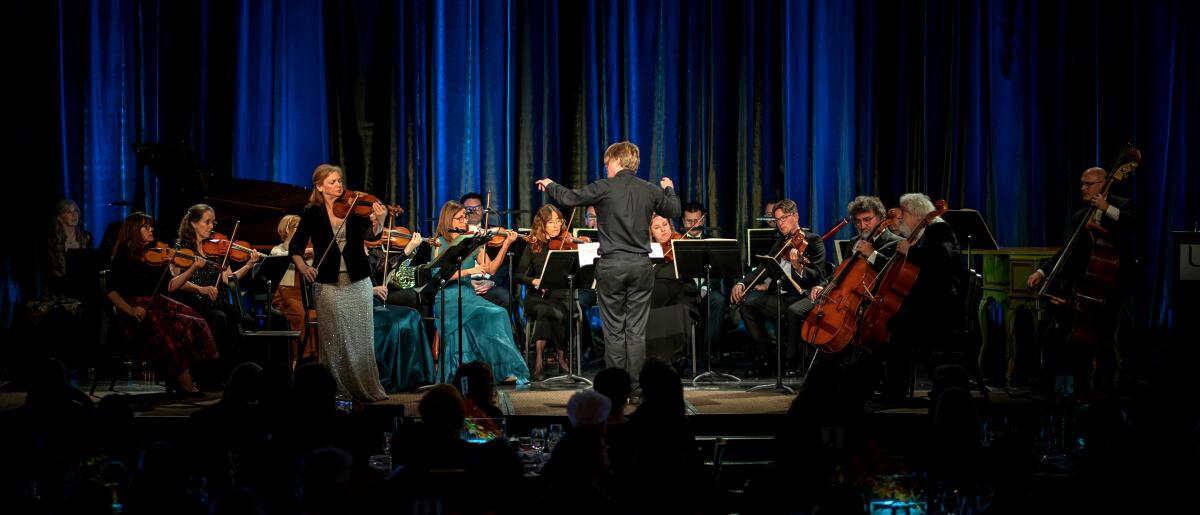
top-left (563, 207), bottom-right (578, 243)
top-left (220, 221), bottom-right (241, 270)
top-left (683, 213), bottom-right (706, 238)
top-left (380, 209), bottom-right (397, 285)
top-left (315, 192), bottom-right (361, 272)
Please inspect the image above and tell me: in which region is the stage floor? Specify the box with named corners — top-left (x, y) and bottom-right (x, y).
top-left (2, 374), bottom-right (1036, 421)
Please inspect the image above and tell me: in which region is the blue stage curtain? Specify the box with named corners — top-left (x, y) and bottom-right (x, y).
top-left (20, 0), bottom-right (1198, 330)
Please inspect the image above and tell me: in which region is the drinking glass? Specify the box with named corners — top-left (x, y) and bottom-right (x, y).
top-left (547, 424), bottom-right (564, 451)
top-left (530, 427), bottom-right (548, 452)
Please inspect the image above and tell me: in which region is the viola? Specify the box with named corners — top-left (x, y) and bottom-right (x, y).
top-left (802, 210), bottom-right (900, 353)
top-left (202, 232), bottom-right (267, 263)
top-left (142, 242), bottom-right (223, 269)
top-left (330, 190), bottom-right (404, 219)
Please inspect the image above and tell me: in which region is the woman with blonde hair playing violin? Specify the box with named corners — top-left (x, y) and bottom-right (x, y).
top-left (289, 164), bottom-right (388, 402)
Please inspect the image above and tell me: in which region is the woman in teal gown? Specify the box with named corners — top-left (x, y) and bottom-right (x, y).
top-left (369, 244), bottom-right (435, 391)
top-left (430, 200), bottom-right (529, 384)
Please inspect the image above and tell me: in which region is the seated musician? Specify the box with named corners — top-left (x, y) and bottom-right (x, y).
top-left (680, 202), bottom-right (730, 355)
top-left (43, 197), bottom-right (93, 298)
top-left (461, 192), bottom-right (514, 311)
top-left (515, 205), bottom-right (575, 379)
top-left (174, 204), bottom-right (260, 371)
top-left (878, 193), bottom-right (960, 400)
top-left (729, 199), bottom-right (825, 377)
top-left (270, 214), bottom-right (317, 361)
top-left (800, 196), bottom-right (902, 351)
top-left (432, 200), bottom-right (528, 384)
top-left (368, 243), bottom-right (435, 391)
top-left (649, 214), bottom-right (697, 308)
top-left (106, 212), bottom-right (217, 396)
top-left (371, 227), bottom-right (427, 310)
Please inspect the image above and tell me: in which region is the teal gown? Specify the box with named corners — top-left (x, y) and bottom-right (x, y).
top-left (373, 298), bottom-right (435, 391)
top-left (433, 237), bottom-right (530, 384)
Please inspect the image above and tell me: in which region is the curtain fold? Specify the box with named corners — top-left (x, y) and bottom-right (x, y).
top-left (24, 0), bottom-right (1198, 328)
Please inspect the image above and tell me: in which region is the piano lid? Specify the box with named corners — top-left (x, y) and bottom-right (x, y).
top-left (204, 176), bottom-right (313, 246)
top-left (134, 143), bottom-right (313, 247)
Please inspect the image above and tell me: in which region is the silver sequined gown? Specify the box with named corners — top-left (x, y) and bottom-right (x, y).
top-left (315, 235), bottom-right (388, 401)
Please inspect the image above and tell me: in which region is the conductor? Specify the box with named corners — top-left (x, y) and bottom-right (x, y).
top-left (536, 141), bottom-right (681, 382)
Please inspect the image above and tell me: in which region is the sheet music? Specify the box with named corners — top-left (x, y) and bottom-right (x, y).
top-left (649, 243), bottom-right (665, 258)
top-left (577, 242), bottom-right (600, 266)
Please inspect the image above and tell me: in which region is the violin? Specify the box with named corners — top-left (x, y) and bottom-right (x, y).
top-left (547, 232), bottom-right (588, 251)
top-left (660, 232), bottom-right (684, 263)
top-left (367, 227), bottom-right (414, 246)
top-left (480, 226), bottom-right (526, 247)
top-left (366, 227), bottom-right (442, 251)
top-left (664, 212), bottom-right (706, 263)
top-left (142, 242), bottom-right (224, 269)
top-left (202, 232), bottom-right (267, 263)
top-left (732, 227), bottom-right (811, 305)
top-left (330, 190), bottom-right (404, 219)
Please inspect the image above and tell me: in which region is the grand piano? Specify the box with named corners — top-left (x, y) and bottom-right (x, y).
top-left (134, 143), bottom-right (312, 248)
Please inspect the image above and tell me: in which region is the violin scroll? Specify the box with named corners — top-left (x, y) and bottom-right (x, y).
top-left (331, 190), bottom-right (404, 219)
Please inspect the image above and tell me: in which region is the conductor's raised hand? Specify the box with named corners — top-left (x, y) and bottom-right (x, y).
top-left (660, 177), bottom-right (674, 190)
top-left (535, 178), bottom-right (555, 191)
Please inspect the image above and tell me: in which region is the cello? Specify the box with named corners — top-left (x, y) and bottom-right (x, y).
top-left (1037, 145), bottom-right (1140, 346)
top-left (801, 209), bottom-right (901, 353)
top-left (856, 200), bottom-right (949, 347)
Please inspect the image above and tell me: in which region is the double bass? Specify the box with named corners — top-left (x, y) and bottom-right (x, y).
top-left (801, 209), bottom-right (901, 353)
top-left (855, 200), bottom-right (949, 347)
top-left (1037, 144), bottom-right (1140, 346)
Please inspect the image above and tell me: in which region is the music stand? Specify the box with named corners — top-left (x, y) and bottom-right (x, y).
top-left (833, 239), bottom-right (853, 265)
top-left (251, 255), bottom-right (293, 331)
top-left (941, 209), bottom-right (999, 263)
top-left (572, 228), bottom-right (599, 241)
top-left (418, 233), bottom-right (488, 384)
top-left (747, 256), bottom-right (797, 394)
top-left (538, 249), bottom-right (595, 387)
top-left (938, 209), bottom-right (996, 396)
top-left (670, 239), bottom-right (743, 385)
top-left (745, 229), bottom-right (777, 268)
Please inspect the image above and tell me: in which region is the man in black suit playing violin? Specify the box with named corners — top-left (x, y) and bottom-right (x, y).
top-left (730, 199), bottom-right (826, 378)
top-left (1027, 166), bottom-right (1139, 397)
